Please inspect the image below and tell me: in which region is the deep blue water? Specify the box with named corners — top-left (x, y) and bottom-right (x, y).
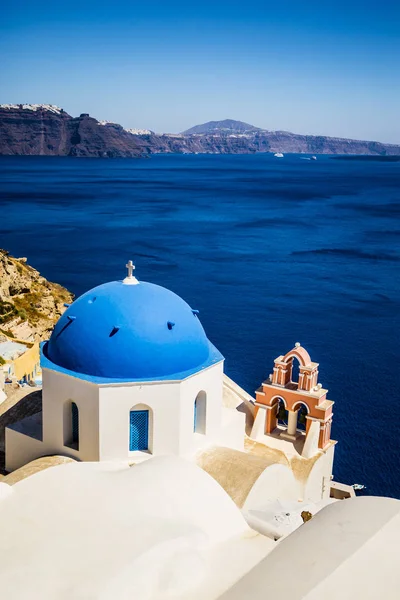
top-left (0, 154), bottom-right (399, 498)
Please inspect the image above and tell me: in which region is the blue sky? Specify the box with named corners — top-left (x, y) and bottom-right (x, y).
top-left (1, 1), bottom-right (399, 142)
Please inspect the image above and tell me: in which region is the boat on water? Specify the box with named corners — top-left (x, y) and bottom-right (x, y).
top-left (311, 155), bottom-right (317, 160)
top-left (352, 484), bottom-right (366, 491)
top-left (274, 152), bottom-right (284, 158)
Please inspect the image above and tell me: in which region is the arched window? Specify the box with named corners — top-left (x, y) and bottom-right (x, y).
top-left (290, 357), bottom-right (301, 385)
top-left (71, 402), bottom-right (79, 445)
top-left (292, 402), bottom-right (310, 432)
top-left (276, 398), bottom-right (288, 427)
top-left (64, 401), bottom-right (79, 450)
top-left (194, 391), bottom-right (207, 434)
top-left (130, 407), bottom-right (150, 451)
top-left (297, 404), bottom-right (308, 431)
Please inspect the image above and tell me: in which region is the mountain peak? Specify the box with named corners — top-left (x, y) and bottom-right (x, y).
top-left (182, 119), bottom-right (261, 135)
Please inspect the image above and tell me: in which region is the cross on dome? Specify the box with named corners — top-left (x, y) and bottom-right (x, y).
top-left (126, 260), bottom-right (135, 277)
top-left (123, 260), bottom-right (139, 285)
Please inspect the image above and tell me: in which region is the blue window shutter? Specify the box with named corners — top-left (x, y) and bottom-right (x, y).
top-left (130, 410), bottom-right (149, 451)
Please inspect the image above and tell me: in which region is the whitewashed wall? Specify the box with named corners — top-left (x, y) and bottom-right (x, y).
top-left (179, 362), bottom-right (224, 455)
top-left (99, 380), bottom-right (181, 460)
top-left (303, 444), bottom-right (335, 501)
top-left (98, 362), bottom-right (225, 461)
top-left (42, 369), bottom-right (100, 461)
top-left (6, 360), bottom-right (245, 470)
top-left (5, 429), bottom-right (44, 472)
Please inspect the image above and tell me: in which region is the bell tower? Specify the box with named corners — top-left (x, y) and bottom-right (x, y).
top-left (251, 343), bottom-right (334, 451)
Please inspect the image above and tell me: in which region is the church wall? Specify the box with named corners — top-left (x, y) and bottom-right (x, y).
top-left (41, 369), bottom-right (100, 461)
top-left (5, 429), bottom-right (45, 472)
top-left (218, 407), bottom-right (246, 451)
top-left (178, 362), bottom-right (224, 455)
top-left (98, 381), bottom-right (182, 460)
top-left (302, 444), bottom-right (335, 502)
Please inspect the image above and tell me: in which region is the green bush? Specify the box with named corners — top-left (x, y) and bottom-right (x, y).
top-left (0, 328), bottom-right (14, 338)
top-left (0, 301), bottom-right (17, 324)
top-left (13, 292), bottom-right (49, 324)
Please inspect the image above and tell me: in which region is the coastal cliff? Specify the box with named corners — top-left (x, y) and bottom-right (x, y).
top-left (1, 107), bottom-right (399, 157)
top-left (0, 105), bottom-right (144, 158)
top-left (0, 250), bottom-right (73, 342)
top-left (154, 119), bottom-right (400, 155)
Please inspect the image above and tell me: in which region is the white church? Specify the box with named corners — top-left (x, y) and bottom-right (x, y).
top-left (6, 261), bottom-right (245, 469)
top-left (1, 262), bottom-right (399, 600)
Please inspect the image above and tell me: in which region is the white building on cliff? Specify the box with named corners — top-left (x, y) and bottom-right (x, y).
top-left (5, 261), bottom-right (335, 507)
top-left (1, 262), bottom-right (399, 599)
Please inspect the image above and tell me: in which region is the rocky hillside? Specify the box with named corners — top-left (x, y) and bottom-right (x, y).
top-left (0, 250), bottom-right (73, 342)
top-left (0, 105), bottom-right (144, 158)
top-left (1, 106), bottom-right (399, 156)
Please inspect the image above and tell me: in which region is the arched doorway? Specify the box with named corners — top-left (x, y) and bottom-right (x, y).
top-left (130, 405), bottom-right (152, 452)
top-left (194, 391), bottom-right (207, 434)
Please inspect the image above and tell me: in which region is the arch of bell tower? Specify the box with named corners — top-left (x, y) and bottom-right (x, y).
top-left (252, 343), bottom-right (334, 452)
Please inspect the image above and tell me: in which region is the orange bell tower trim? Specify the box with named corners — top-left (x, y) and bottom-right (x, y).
top-left (252, 343), bottom-right (334, 450)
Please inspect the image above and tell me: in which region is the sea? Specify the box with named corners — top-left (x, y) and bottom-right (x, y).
top-left (0, 153), bottom-right (399, 498)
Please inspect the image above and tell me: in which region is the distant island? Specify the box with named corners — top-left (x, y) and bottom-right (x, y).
top-left (0, 105), bottom-right (399, 158)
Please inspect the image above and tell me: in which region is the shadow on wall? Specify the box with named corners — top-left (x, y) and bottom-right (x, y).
top-left (236, 401), bottom-right (254, 436)
top-left (0, 390), bottom-right (42, 473)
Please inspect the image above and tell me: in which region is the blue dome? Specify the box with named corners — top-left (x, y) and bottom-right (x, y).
top-left (45, 280), bottom-right (219, 381)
